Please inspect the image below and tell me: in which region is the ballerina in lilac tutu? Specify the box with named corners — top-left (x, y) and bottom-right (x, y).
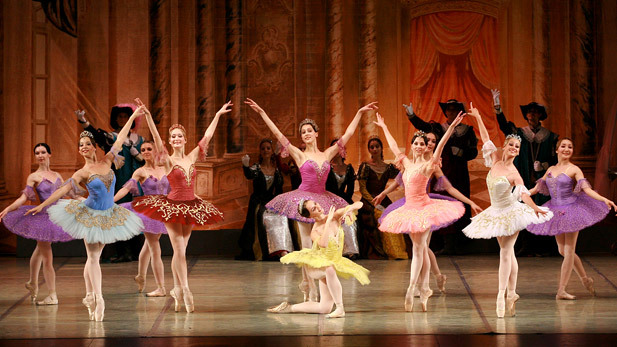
top-left (374, 112), bottom-right (466, 312)
top-left (0, 143), bottom-right (73, 305)
top-left (244, 98), bottom-right (377, 302)
top-left (527, 137), bottom-right (617, 300)
top-left (25, 107), bottom-right (145, 322)
top-left (114, 140), bottom-right (170, 297)
top-left (375, 130), bottom-right (482, 296)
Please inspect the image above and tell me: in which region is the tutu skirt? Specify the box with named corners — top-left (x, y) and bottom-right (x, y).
top-left (265, 190), bottom-right (347, 223)
top-left (132, 195), bottom-right (223, 226)
top-left (463, 203), bottom-right (553, 239)
top-left (378, 193), bottom-right (458, 229)
top-left (527, 194), bottom-right (609, 236)
top-left (120, 202), bottom-right (167, 234)
top-left (379, 198), bottom-right (464, 234)
top-left (48, 199), bottom-right (143, 244)
top-left (2, 205), bottom-right (73, 243)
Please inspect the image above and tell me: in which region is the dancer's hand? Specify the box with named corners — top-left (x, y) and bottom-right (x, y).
top-left (470, 202), bottom-right (483, 215)
top-left (244, 98), bottom-right (265, 115)
top-left (358, 102), bottom-right (378, 114)
top-left (0, 208), bottom-right (9, 222)
top-left (604, 198), bottom-right (617, 214)
top-left (491, 89), bottom-right (501, 109)
top-left (134, 98), bottom-right (152, 117)
top-left (216, 100), bottom-right (233, 117)
top-left (373, 112), bottom-right (387, 129)
top-left (449, 111), bottom-right (465, 128)
top-left (25, 205), bottom-right (43, 216)
top-left (534, 207), bottom-right (549, 217)
top-left (241, 154), bottom-right (250, 167)
top-left (467, 102), bottom-right (481, 119)
top-left (372, 192), bottom-right (385, 206)
top-left (326, 206), bottom-right (336, 223)
top-left (75, 110), bottom-right (87, 123)
top-left (402, 102), bottom-right (414, 116)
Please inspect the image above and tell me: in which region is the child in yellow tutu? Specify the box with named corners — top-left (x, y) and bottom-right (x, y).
top-left (267, 200), bottom-right (369, 318)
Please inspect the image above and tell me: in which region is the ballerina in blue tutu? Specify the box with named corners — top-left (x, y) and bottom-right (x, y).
top-left (26, 106), bottom-right (146, 322)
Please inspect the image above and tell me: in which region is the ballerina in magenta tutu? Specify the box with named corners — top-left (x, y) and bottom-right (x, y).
top-left (374, 112), bottom-right (466, 312)
top-left (0, 143), bottom-right (73, 305)
top-left (527, 137), bottom-right (617, 300)
top-left (375, 130), bottom-right (482, 296)
top-left (244, 98), bottom-right (377, 302)
top-left (114, 140), bottom-right (170, 297)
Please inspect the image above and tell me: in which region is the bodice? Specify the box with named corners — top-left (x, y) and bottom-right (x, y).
top-left (141, 175), bottom-right (171, 196)
top-left (403, 171), bottom-right (432, 204)
top-left (486, 172), bottom-right (517, 209)
top-left (36, 178), bottom-right (62, 201)
top-left (545, 173), bottom-right (577, 205)
top-left (84, 171), bottom-right (116, 211)
top-left (167, 165), bottom-right (196, 201)
top-left (298, 160), bottom-right (330, 193)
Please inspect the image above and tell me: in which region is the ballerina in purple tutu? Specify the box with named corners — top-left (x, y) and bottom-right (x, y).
top-left (527, 138), bottom-right (617, 300)
top-left (374, 130), bottom-right (482, 295)
top-left (114, 140), bottom-right (170, 297)
top-left (0, 143), bottom-right (73, 305)
top-left (244, 98), bottom-right (377, 302)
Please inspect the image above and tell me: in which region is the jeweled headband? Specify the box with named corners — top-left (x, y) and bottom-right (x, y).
top-left (413, 130), bottom-right (426, 138)
top-left (299, 118), bottom-right (319, 133)
top-left (80, 131), bottom-right (94, 140)
top-left (368, 134), bottom-right (381, 141)
top-left (505, 133), bottom-right (522, 142)
top-left (169, 124), bottom-right (187, 135)
top-left (298, 198), bottom-right (306, 215)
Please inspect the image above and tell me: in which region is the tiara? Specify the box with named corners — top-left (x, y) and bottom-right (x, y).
top-left (298, 119), bottom-right (319, 133)
top-left (169, 124), bottom-right (186, 135)
top-left (368, 134), bottom-right (381, 141)
top-left (80, 131), bottom-right (94, 139)
top-left (413, 130), bottom-right (426, 138)
top-left (505, 134), bottom-right (522, 142)
top-left (297, 198), bottom-right (306, 215)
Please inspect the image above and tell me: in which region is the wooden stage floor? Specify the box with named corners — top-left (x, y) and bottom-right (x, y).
top-left (1, 255), bottom-right (617, 346)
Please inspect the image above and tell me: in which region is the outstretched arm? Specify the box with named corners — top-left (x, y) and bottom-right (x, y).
top-left (373, 113), bottom-right (403, 159)
top-left (25, 171), bottom-right (86, 215)
top-left (468, 102), bottom-right (499, 166)
top-left (135, 98), bottom-right (170, 167)
top-left (372, 180), bottom-right (399, 206)
top-left (432, 112), bottom-right (464, 164)
top-left (188, 101), bottom-right (233, 162)
top-left (114, 168), bottom-right (145, 202)
top-left (0, 174), bottom-right (38, 221)
top-left (574, 167), bottom-right (617, 213)
top-left (404, 102), bottom-right (434, 133)
top-left (324, 102), bottom-right (378, 160)
top-left (108, 105), bottom-right (144, 162)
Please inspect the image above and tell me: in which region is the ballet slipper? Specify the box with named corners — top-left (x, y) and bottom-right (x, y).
top-left (267, 301), bottom-right (292, 313)
top-left (420, 288), bottom-right (431, 312)
top-left (170, 287), bottom-right (183, 312)
top-left (134, 275), bottom-right (146, 293)
top-left (436, 274), bottom-right (447, 294)
top-left (94, 294), bottom-right (105, 322)
top-left (413, 287), bottom-right (420, 297)
top-left (82, 292), bottom-right (95, 320)
top-left (146, 287), bottom-right (166, 297)
top-left (507, 292), bottom-right (520, 317)
top-left (496, 291), bottom-right (506, 318)
top-left (299, 281), bottom-right (310, 302)
top-left (405, 285), bottom-right (415, 312)
top-left (327, 303), bottom-right (345, 318)
top-left (36, 292), bottom-right (58, 305)
top-left (581, 277), bottom-right (595, 296)
top-left (183, 287), bottom-right (194, 313)
top-left (556, 291), bottom-right (576, 300)
top-left (25, 282), bottom-right (38, 302)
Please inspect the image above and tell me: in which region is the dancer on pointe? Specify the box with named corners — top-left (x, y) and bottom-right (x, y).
top-left (114, 140), bottom-right (170, 297)
top-left (245, 98), bottom-right (377, 302)
top-left (267, 201), bottom-right (369, 318)
top-left (0, 143), bottom-right (73, 305)
top-left (132, 98), bottom-right (230, 313)
top-left (527, 138), bottom-right (616, 299)
top-left (375, 112), bottom-right (466, 312)
top-left (375, 130), bottom-right (482, 295)
top-left (462, 103), bottom-right (552, 318)
top-left (26, 108), bottom-right (146, 322)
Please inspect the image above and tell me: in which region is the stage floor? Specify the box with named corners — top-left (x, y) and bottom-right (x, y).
top-left (1, 255), bottom-right (617, 344)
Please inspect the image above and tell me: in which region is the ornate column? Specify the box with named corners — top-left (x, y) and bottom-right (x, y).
top-left (196, 0), bottom-right (217, 157)
top-left (225, 0), bottom-right (243, 154)
top-left (149, 0), bottom-right (171, 141)
top-left (326, 0), bottom-right (344, 140)
top-left (532, 0), bottom-right (551, 108)
top-left (359, 0), bottom-right (378, 160)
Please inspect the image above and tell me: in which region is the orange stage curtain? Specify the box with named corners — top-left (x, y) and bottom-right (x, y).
top-left (408, 12), bottom-right (502, 150)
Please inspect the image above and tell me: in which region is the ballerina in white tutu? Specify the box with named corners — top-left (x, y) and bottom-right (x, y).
top-left (463, 103), bottom-right (552, 318)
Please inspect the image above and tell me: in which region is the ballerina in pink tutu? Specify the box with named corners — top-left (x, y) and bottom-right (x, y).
top-left (374, 112), bottom-right (466, 312)
top-left (245, 98), bottom-right (377, 302)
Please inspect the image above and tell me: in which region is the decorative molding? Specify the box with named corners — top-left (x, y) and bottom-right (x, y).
top-left (247, 26), bottom-right (293, 93)
top-left (403, 0), bottom-right (500, 18)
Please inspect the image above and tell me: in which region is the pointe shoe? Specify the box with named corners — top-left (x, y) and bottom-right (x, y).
top-left (404, 285), bottom-right (415, 312)
top-left (309, 288), bottom-right (319, 303)
top-left (299, 281), bottom-right (310, 302)
top-left (36, 292), bottom-right (58, 305)
top-left (267, 301), bottom-right (292, 313)
top-left (327, 304), bottom-right (345, 318)
top-left (134, 275), bottom-right (146, 293)
top-left (25, 282), bottom-right (38, 302)
top-left (496, 293), bottom-right (505, 318)
top-left (146, 287), bottom-right (166, 297)
top-left (420, 289), bottom-right (431, 312)
top-left (436, 274), bottom-right (447, 294)
top-left (170, 287), bottom-right (183, 312)
top-left (94, 294), bottom-right (105, 322)
top-left (507, 293), bottom-right (520, 317)
top-left (82, 293), bottom-right (95, 320)
top-left (556, 291), bottom-right (576, 300)
top-left (183, 288), bottom-right (194, 313)
top-left (582, 277), bottom-right (595, 296)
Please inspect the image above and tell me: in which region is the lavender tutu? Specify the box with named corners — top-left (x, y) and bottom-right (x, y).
top-left (265, 160), bottom-right (347, 223)
top-left (120, 177), bottom-right (169, 234)
top-left (527, 174), bottom-right (609, 236)
top-left (2, 180), bottom-right (73, 243)
top-left (120, 203), bottom-right (167, 234)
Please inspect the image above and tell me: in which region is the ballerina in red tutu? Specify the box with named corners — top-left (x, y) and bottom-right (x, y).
top-left (132, 98), bottom-right (232, 313)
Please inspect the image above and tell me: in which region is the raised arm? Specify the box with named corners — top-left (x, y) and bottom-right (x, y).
top-left (324, 102), bottom-right (378, 160)
top-left (432, 112), bottom-right (464, 164)
top-left (188, 101), bottom-right (232, 162)
top-left (135, 98), bottom-right (169, 166)
top-left (373, 113), bottom-right (403, 158)
top-left (404, 102), bottom-right (434, 133)
top-left (468, 102), bottom-right (499, 166)
top-left (109, 105), bottom-right (143, 156)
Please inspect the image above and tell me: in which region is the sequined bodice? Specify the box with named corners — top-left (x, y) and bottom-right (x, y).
top-left (141, 175), bottom-right (171, 196)
top-left (546, 173), bottom-right (577, 205)
top-left (36, 178), bottom-right (62, 201)
top-left (298, 160), bottom-right (330, 193)
top-left (84, 171), bottom-right (116, 211)
top-left (486, 172), bottom-right (517, 209)
top-left (167, 165), bottom-right (196, 201)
